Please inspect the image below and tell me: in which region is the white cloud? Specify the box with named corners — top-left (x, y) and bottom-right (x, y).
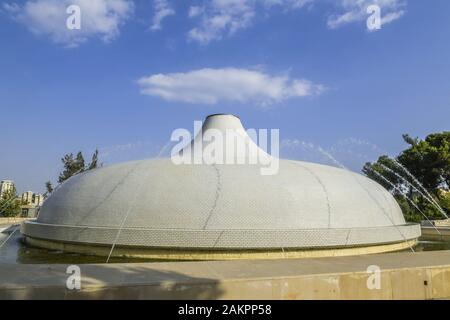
top-left (188, 6), bottom-right (203, 18)
top-left (150, 0), bottom-right (175, 31)
top-left (187, 0), bottom-right (312, 44)
top-left (4, 0), bottom-right (408, 47)
top-left (327, 0), bottom-right (405, 29)
top-left (186, 0), bottom-right (407, 43)
top-left (4, 0), bottom-right (134, 47)
top-left (263, 0), bottom-right (313, 10)
top-left (380, 9), bottom-right (405, 25)
top-left (137, 67), bottom-right (325, 105)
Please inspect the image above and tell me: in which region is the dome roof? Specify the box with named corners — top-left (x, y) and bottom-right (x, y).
top-left (22, 114), bottom-right (420, 252)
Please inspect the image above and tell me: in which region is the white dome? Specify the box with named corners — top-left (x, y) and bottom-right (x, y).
top-left (22, 114), bottom-right (420, 254)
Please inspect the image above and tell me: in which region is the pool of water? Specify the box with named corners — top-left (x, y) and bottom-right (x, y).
top-left (1, 226), bottom-right (450, 264)
top-left (0, 228), bottom-right (164, 264)
top-left (414, 239), bottom-right (450, 252)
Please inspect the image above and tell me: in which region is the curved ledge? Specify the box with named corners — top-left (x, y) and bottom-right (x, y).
top-left (21, 220), bottom-right (421, 250)
top-left (24, 236), bottom-right (418, 260)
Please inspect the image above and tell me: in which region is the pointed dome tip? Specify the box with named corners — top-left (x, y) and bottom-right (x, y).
top-left (205, 113), bottom-right (240, 120)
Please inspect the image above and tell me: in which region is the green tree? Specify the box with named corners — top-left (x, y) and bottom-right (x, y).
top-left (363, 155), bottom-right (402, 193)
top-left (57, 150), bottom-right (100, 184)
top-left (88, 149), bottom-right (99, 170)
top-left (58, 152), bottom-right (85, 183)
top-left (0, 186), bottom-right (21, 217)
top-left (44, 181), bottom-right (53, 198)
top-left (439, 190), bottom-right (450, 212)
top-left (422, 132), bottom-right (450, 190)
top-left (363, 132), bottom-right (450, 222)
top-left (397, 133), bottom-right (450, 192)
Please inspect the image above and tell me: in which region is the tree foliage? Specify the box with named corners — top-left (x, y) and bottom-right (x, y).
top-left (362, 155), bottom-right (402, 192)
top-left (397, 132), bottom-right (450, 191)
top-left (57, 149), bottom-right (100, 184)
top-left (0, 185), bottom-right (21, 217)
top-left (44, 181), bottom-right (53, 198)
top-left (88, 149), bottom-right (99, 170)
top-left (363, 132), bottom-right (450, 222)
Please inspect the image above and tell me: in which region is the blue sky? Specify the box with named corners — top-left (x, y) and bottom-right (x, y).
top-left (1, 0), bottom-right (449, 194)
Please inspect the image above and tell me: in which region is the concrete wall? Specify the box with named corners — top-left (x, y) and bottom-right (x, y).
top-left (0, 217), bottom-right (32, 226)
top-left (1, 250), bottom-right (450, 299)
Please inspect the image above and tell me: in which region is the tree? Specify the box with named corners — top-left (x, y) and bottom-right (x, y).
top-left (362, 155), bottom-right (402, 193)
top-left (44, 181), bottom-right (53, 198)
top-left (0, 185), bottom-right (21, 217)
top-left (363, 131), bottom-right (450, 222)
top-left (397, 132), bottom-right (450, 192)
top-left (58, 152), bottom-right (85, 183)
top-left (423, 132), bottom-right (450, 190)
top-left (57, 150), bottom-right (100, 184)
top-left (88, 149), bottom-right (99, 170)
top-left (439, 190), bottom-right (450, 212)
top-left (402, 134), bottom-right (418, 146)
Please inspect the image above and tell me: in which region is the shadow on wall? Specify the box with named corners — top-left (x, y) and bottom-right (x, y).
top-left (0, 264), bottom-right (225, 300)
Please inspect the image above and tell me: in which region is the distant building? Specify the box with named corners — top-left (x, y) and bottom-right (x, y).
top-left (20, 191), bottom-right (44, 218)
top-left (21, 205), bottom-right (40, 218)
top-left (0, 180), bottom-right (15, 198)
top-left (21, 191), bottom-right (33, 204)
top-left (34, 194), bottom-right (44, 206)
top-left (0, 180), bottom-right (43, 218)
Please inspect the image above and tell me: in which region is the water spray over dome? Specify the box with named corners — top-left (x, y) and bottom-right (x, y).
top-left (21, 114), bottom-right (420, 260)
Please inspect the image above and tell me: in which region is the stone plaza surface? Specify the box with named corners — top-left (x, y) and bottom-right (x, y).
top-left (1, 250), bottom-right (450, 299)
